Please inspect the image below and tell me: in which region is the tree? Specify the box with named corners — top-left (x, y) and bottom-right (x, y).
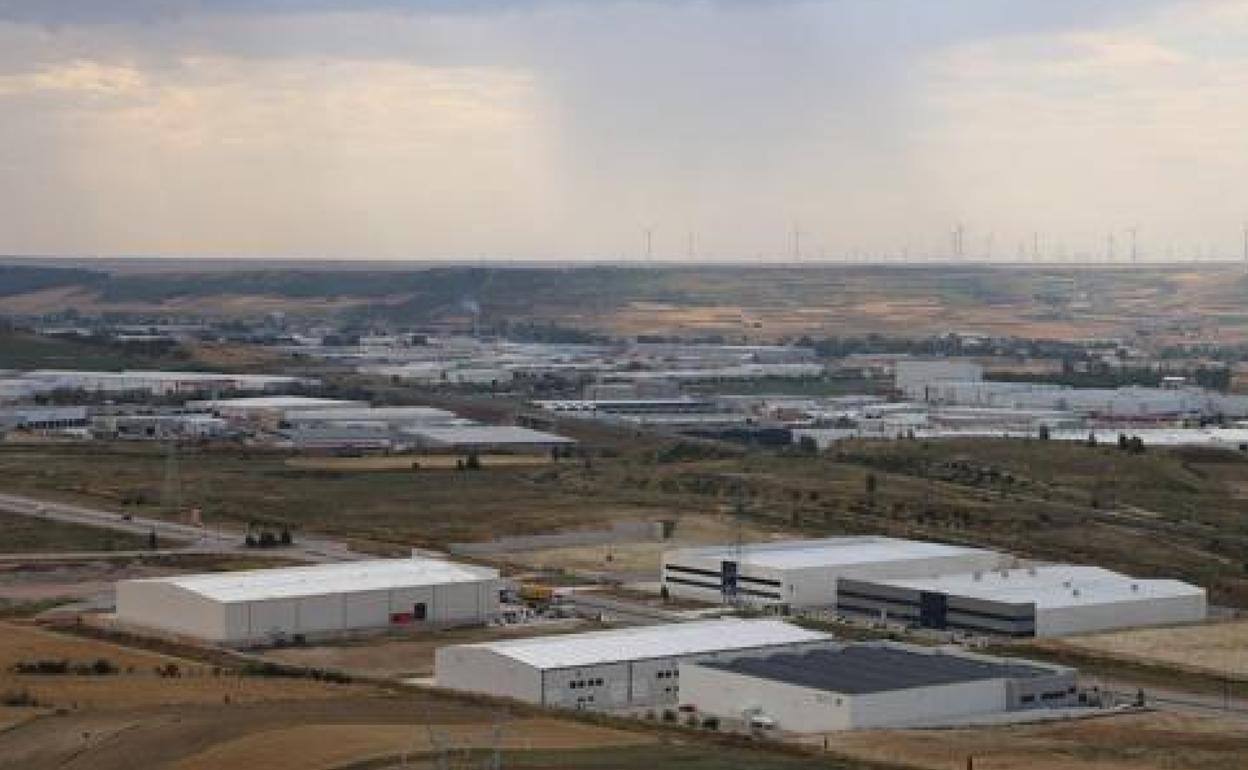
top-left (797, 435), bottom-right (819, 455)
top-left (147, 530), bottom-right (158, 551)
top-left (1118, 433), bottom-right (1130, 451)
top-left (1038, 424), bottom-right (1051, 441)
top-left (465, 451), bottom-right (481, 470)
top-left (864, 473), bottom-right (878, 509)
top-left (1086, 432), bottom-right (1097, 448)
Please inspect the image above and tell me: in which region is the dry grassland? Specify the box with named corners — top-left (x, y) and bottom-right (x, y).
top-left (285, 454), bottom-right (552, 472)
top-left (0, 621), bottom-right (370, 709)
top-left (167, 718), bottom-right (655, 770)
top-left (823, 711), bottom-right (1248, 770)
top-left (1049, 621), bottom-right (1248, 679)
top-left (505, 513), bottom-right (787, 574)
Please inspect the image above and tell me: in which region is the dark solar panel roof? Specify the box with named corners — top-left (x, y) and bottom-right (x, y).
top-left (700, 646), bottom-right (1053, 695)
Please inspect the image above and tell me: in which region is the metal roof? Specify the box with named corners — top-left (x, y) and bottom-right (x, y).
top-left (282, 406), bottom-right (456, 422)
top-left (875, 565), bottom-right (1205, 609)
top-left (405, 425), bottom-right (575, 445)
top-left (458, 619), bottom-right (829, 670)
top-left (697, 644), bottom-right (1055, 694)
top-left (667, 536), bottom-right (1000, 571)
top-left (190, 396), bottom-right (365, 410)
top-left (130, 558), bottom-right (498, 602)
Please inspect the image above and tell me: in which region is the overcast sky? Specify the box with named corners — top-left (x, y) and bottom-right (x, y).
top-left (1, 0), bottom-right (1246, 261)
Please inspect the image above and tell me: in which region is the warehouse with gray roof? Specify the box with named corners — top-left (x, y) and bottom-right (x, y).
top-left (680, 642), bottom-right (1077, 731)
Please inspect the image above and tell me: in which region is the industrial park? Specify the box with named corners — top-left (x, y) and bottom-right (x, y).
top-left (4, 0), bottom-right (1248, 767)
top-left (0, 288), bottom-right (1245, 770)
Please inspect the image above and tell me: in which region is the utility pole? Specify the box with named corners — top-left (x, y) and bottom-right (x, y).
top-left (644, 228), bottom-right (653, 262)
top-left (1242, 223), bottom-right (1247, 271)
top-left (1129, 227), bottom-right (1139, 264)
top-left (160, 441), bottom-right (182, 516)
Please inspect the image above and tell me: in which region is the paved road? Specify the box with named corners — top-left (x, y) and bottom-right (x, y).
top-left (1102, 680), bottom-right (1248, 721)
top-left (562, 592), bottom-right (689, 625)
top-left (0, 490), bottom-right (365, 564)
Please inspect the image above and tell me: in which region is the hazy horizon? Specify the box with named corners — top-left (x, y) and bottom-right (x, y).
top-left (4, 1), bottom-right (1248, 262)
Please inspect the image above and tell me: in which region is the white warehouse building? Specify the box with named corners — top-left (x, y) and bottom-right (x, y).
top-left (434, 619), bottom-right (830, 710)
top-left (894, 360), bottom-right (985, 401)
top-left (836, 564), bottom-right (1207, 637)
top-left (662, 537), bottom-right (1006, 609)
top-left (116, 557), bottom-right (501, 646)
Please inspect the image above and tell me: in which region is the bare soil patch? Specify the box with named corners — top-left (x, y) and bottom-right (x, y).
top-left (260, 620), bottom-right (594, 680)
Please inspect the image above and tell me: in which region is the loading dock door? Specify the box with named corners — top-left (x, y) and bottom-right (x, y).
top-left (919, 591), bottom-right (947, 629)
top-left (721, 560), bottom-right (738, 599)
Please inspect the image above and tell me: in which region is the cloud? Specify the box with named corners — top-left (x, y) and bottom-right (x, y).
top-left (0, 60), bottom-right (147, 96)
top-left (0, 0), bottom-right (1241, 260)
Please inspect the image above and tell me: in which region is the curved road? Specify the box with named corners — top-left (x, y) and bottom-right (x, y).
top-left (0, 490), bottom-right (365, 563)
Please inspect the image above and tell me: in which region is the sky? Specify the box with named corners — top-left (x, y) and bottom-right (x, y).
top-left (1, 0), bottom-right (1246, 262)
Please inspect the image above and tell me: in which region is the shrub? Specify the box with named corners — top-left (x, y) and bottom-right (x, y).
top-left (0, 690), bottom-right (37, 707)
top-left (11, 659), bottom-right (69, 675)
top-left (90, 658), bottom-right (118, 676)
top-left (155, 663), bottom-right (181, 678)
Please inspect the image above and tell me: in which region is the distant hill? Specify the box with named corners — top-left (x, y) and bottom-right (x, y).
top-left (2, 260), bottom-right (1247, 343)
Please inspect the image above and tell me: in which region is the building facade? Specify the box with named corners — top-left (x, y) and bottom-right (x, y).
top-left (434, 619), bottom-right (831, 710)
top-left (661, 537), bottom-right (1006, 609)
top-left (116, 557), bottom-right (500, 646)
top-left (679, 643), bottom-right (1077, 732)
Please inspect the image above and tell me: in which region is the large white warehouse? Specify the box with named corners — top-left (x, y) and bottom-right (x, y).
top-left (837, 564), bottom-right (1207, 637)
top-left (116, 557), bottom-right (500, 646)
top-left (434, 619), bottom-right (830, 710)
top-left (894, 360), bottom-right (985, 401)
top-left (662, 537), bottom-right (1005, 609)
top-left (187, 396), bottom-right (367, 425)
top-left (680, 643), bottom-right (1077, 732)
